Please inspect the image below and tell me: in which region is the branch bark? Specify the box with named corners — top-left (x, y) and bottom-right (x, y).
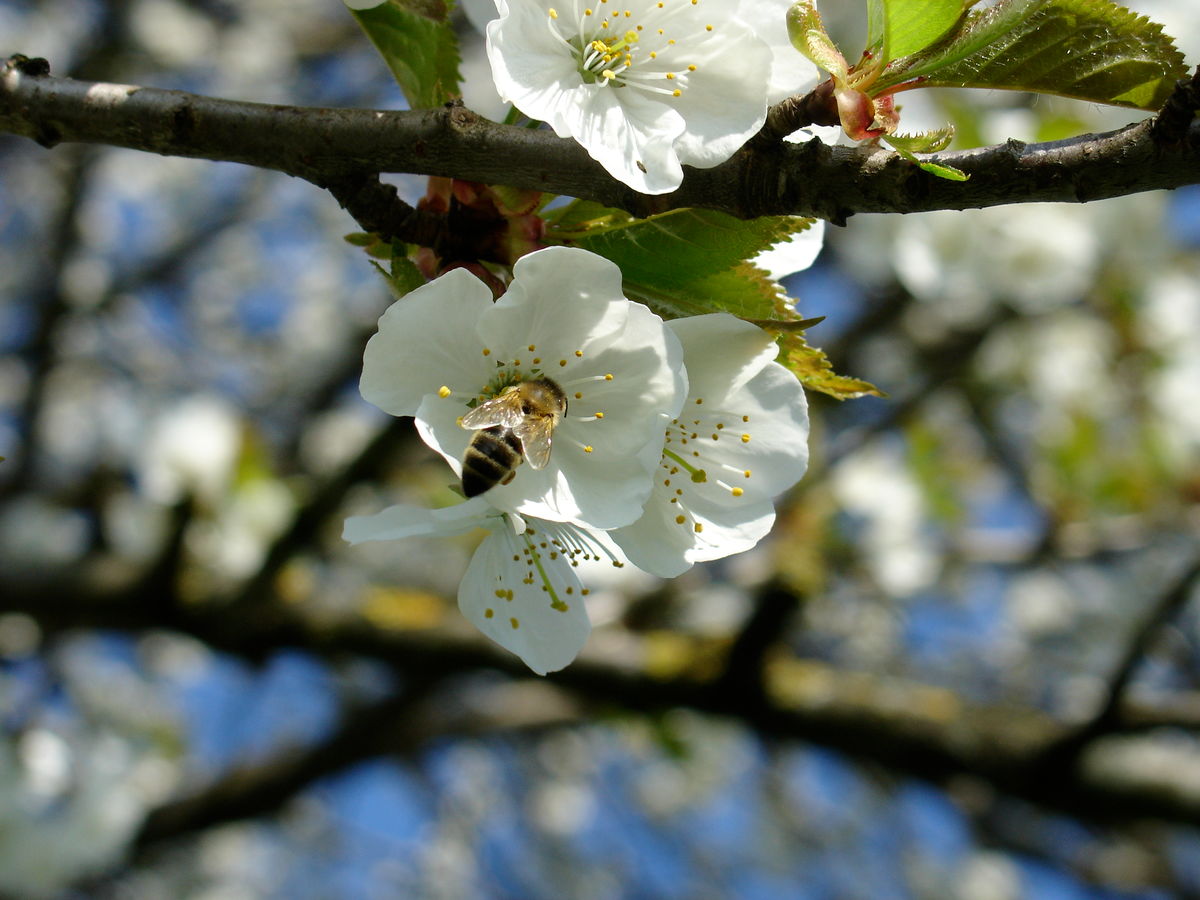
top-left (4, 57), bottom-right (1199, 224)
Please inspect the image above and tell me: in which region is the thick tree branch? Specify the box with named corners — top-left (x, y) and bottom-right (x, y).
top-left (4, 561), bottom-right (1200, 827)
top-left (5, 58), bottom-right (1200, 224)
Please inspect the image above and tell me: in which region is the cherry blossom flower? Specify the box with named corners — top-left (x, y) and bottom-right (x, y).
top-left (485, 0), bottom-right (774, 193)
top-left (359, 246), bottom-right (687, 530)
top-left (611, 313), bottom-right (809, 576)
top-left (345, 497), bottom-right (625, 673)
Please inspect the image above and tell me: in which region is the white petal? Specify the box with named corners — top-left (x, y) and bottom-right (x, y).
top-left (459, 526), bottom-right (592, 674)
top-left (713, 361), bottom-right (810, 496)
top-left (360, 268), bottom-right (496, 417)
top-left (668, 313), bottom-right (778, 404)
top-left (668, 12), bottom-right (772, 168)
top-left (342, 497), bottom-right (495, 544)
top-left (665, 361), bottom-right (809, 509)
top-left (483, 246), bottom-right (631, 359)
top-left (612, 487), bottom-right (776, 576)
top-left (736, 0), bottom-right (821, 104)
top-left (567, 90), bottom-right (686, 195)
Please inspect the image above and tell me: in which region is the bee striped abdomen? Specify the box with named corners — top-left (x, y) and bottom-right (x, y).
top-left (462, 426), bottom-right (524, 497)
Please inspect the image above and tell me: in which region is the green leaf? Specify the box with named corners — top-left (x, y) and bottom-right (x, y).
top-left (547, 205), bottom-right (814, 318)
top-left (873, 0), bottom-right (1187, 110)
top-left (778, 331), bottom-right (884, 400)
top-left (878, 0), bottom-right (968, 64)
top-left (370, 255), bottom-right (426, 297)
top-left (865, 0), bottom-right (885, 57)
top-left (883, 136), bottom-right (970, 181)
top-left (351, 0), bottom-right (462, 109)
top-left (884, 127), bottom-right (955, 154)
top-left (915, 159), bottom-right (970, 181)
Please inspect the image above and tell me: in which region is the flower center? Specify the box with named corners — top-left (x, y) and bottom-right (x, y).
top-left (548, 0), bottom-right (707, 99)
top-left (659, 406), bottom-right (754, 531)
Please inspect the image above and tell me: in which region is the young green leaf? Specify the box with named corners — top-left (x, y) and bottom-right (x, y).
top-left (884, 135), bottom-right (970, 181)
top-left (877, 0), bottom-right (969, 64)
top-left (884, 128), bottom-right (955, 154)
top-left (787, 0), bottom-right (849, 78)
top-left (351, 0), bottom-right (462, 109)
top-left (873, 0), bottom-right (1187, 110)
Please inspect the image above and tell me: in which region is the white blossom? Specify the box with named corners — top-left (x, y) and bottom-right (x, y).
top-left (611, 313), bottom-right (809, 576)
top-left (345, 497), bottom-right (625, 673)
top-left (485, 0), bottom-right (774, 193)
top-left (359, 246), bottom-right (687, 530)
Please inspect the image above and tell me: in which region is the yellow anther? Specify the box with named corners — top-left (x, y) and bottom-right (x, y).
top-left (732, 487), bottom-right (744, 497)
top-left (604, 373), bottom-right (613, 380)
top-left (574, 392), bottom-right (583, 399)
top-left (687, 64), bottom-right (696, 71)
top-left (649, 51), bottom-right (658, 58)
top-left (694, 523), bottom-right (704, 533)
top-left (741, 433), bottom-right (751, 443)
top-left (584, 445), bottom-right (594, 453)
top-left (743, 469), bottom-right (752, 478)
top-left (672, 89), bottom-right (681, 96)
top-left (595, 411), bottom-right (604, 418)
top-left (705, 24), bottom-right (712, 31)
top-left (549, 7), bottom-right (558, 16)
top-left (575, 350), bottom-right (584, 357)
top-left (482, 347), bottom-right (491, 356)
top-left (485, 608), bottom-right (494, 618)
top-left (438, 385), bottom-right (452, 398)
top-left (675, 515), bottom-right (686, 524)
top-left (666, 72), bottom-right (675, 80)
top-left (510, 618), bottom-right (520, 629)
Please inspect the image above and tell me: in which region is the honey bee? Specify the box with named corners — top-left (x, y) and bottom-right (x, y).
top-left (459, 377), bottom-right (568, 497)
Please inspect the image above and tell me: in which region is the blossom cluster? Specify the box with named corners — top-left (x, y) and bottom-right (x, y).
top-left (345, 246), bottom-right (810, 673)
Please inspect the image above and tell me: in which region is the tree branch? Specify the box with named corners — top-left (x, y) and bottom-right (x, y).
top-left (5, 560), bottom-right (1200, 827)
top-left (5, 57), bottom-right (1200, 224)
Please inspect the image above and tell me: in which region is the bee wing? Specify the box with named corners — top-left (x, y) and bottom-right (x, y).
top-left (460, 393), bottom-right (525, 430)
top-left (513, 417), bottom-right (556, 469)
